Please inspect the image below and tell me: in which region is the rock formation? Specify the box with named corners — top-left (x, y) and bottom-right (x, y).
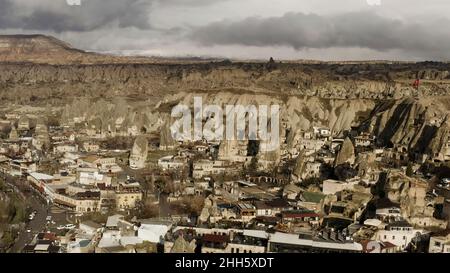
top-left (384, 171), bottom-right (447, 229)
top-left (1, 35), bottom-right (450, 161)
top-left (129, 136), bottom-right (149, 170)
top-left (335, 137), bottom-right (356, 167)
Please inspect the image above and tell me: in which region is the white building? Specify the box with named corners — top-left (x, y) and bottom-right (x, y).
top-left (157, 156), bottom-right (186, 171)
top-left (78, 171), bottom-right (111, 186)
top-left (193, 160), bottom-right (227, 179)
top-left (54, 144), bottom-right (79, 154)
top-left (138, 222), bottom-right (172, 244)
top-left (428, 231), bottom-right (450, 253)
top-left (376, 221), bottom-right (423, 250)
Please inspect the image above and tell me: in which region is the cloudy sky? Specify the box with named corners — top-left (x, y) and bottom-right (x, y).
top-left (1, 0), bottom-right (450, 61)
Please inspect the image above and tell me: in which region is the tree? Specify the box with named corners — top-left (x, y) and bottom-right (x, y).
top-left (406, 162), bottom-right (414, 177)
top-left (247, 156), bottom-right (259, 176)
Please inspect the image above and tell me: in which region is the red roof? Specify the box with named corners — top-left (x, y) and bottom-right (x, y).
top-left (43, 233), bottom-right (57, 241)
top-left (282, 212), bottom-right (319, 219)
top-left (361, 240), bottom-right (398, 253)
top-left (381, 241), bottom-right (398, 249)
top-left (202, 234), bottom-right (229, 243)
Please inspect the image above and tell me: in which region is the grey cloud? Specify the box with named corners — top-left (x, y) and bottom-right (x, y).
top-left (157, 0), bottom-right (228, 6)
top-left (189, 11), bottom-right (450, 59)
top-left (0, 0), bottom-right (152, 32)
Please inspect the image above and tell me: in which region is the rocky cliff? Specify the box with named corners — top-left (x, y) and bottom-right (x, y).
top-left (384, 171), bottom-right (447, 228)
top-left (2, 35), bottom-right (450, 104)
top-left (1, 35), bottom-right (450, 159)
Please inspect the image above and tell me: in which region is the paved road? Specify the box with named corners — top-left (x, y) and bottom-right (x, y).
top-left (3, 174), bottom-right (70, 253)
top-left (10, 192), bottom-right (48, 252)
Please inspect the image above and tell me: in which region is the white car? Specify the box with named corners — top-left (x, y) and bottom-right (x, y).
top-left (65, 224), bottom-right (76, 230)
top-left (26, 229), bottom-right (32, 233)
top-left (56, 225), bottom-right (66, 230)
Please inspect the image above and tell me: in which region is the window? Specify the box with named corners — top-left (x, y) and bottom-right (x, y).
top-left (236, 249), bottom-right (240, 253)
top-left (384, 235), bottom-right (387, 239)
top-left (392, 236), bottom-right (395, 240)
top-left (231, 248), bottom-right (234, 253)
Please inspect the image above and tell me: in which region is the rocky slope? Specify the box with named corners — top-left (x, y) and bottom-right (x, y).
top-left (1, 35), bottom-right (450, 159)
top-left (2, 61), bottom-right (450, 103)
top-left (2, 35), bottom-right (450, 103)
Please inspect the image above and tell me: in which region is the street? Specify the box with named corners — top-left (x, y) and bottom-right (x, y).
top-left (3, 174), bottom-right (70, 253)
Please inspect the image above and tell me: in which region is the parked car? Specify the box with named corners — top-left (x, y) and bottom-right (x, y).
top-left (65, 224), bottom-right (76, 230)
top-left (56, 225), bottom-right (65, 230)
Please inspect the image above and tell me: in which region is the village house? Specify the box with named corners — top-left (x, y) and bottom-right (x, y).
top-left (9, 159), bottom-right (37, 176)
top-left (17, 115), bottom-right (30, 131)
top-left (192, 159), bottom-right (227, 179)
top-left (281, 209), bottom-right (320, 225)
top-left (201, 234), bottom-right (230, 253)
top-left (254, 201), bottom-right (274, 217)
top-left (79, 220), bottom-right (103, 235)
top-left (375, 220), bottom-right (423, 251)
top-left (354, 133), bottom-right (375, 147)
top-left (297, 191), bottom-right (325, 210)
top-left (236, 202), bottom-right (257, 222)
top-left (78, 170), bottom-right (112, 187)
top-left (322, 179), bottom-right (359, 195)
top-left (428, 230), bottom-right (450, 253)
top-left (267, 230), bottom-right (363, 253)
top-left (157, 155), bottom-right (187, 171)
top-left (361, 240), bottom-right (401, 253)
top-left (432, 138), bottom-right (450, 162)
top-left (313, 127), bottom-right (331, 138)
top-left (228, 232), bottom-right (267, 253)
top-left (375, 199), bottom-right (402, 222)
top-left (82, 142), bottom-right (100, 153)
top-left (54, 191), bottom-right (101, 213)
top-left (77, 156), bottom-right (122, 173)
top-left (331, 139), bottom-right (344, 151)
top-left (137, 220), bottom-right (172, 245)
top-left (115, 182), bottom-right (143, 210)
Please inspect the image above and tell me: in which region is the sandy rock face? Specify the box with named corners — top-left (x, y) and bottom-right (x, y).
top-left (384, 171), bottom-right (447, 228)
top-left (335, 137), bottom-right (356, 167)
top-left (130, 136), bottom-right (149, 169)
top-left (57, 90), bottom-right (450, 162)
top-left (365, 97), bottom-right (450, 157)
top-left (2, 36), bottom-right (450, 103)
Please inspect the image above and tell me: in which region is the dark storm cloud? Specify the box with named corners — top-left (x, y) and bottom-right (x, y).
top-left (0, 0), bottom-right (152, 32)
top-left (190, 11), bottom-right (450, 58)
